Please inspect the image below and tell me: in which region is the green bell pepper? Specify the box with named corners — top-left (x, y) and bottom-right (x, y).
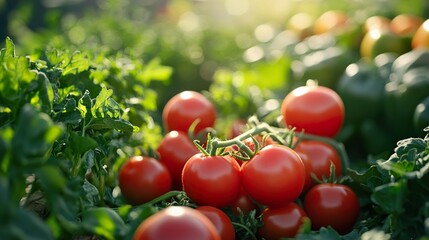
top-left (385, 63), bottom-right (429, 139)
top-left (291, 46), bottom-right (355, 89)
top-left (336, 60), bottom-right (386, 125)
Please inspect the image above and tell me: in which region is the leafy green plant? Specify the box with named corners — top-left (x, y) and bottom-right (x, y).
top-left (0, 37), bottom-right (171, 239)
top-left (347, 127), bottom-right (429, 239)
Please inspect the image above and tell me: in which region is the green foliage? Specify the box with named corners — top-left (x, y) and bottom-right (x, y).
top-left (0, 37), bottom-right (171, 239)
top-left (348, 128), bottom-right (429, 239)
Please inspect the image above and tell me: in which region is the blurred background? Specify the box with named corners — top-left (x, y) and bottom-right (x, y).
top-left (2, 0), bottom-right (429, 160)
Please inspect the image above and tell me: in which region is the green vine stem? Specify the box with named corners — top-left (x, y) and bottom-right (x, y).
top-left (197, 116), bottom-right (350, 175)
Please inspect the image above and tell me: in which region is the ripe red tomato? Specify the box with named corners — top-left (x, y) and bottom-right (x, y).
top-left (182, 153), bottom-right (241, 208)
top-left (230, 188), bottom-right (259, 216)
top-left (258, 202), bottom-right (308, 239)
top-left (133, 206), bottom-right (221, 240)
top-left (118, 156), bottom-right (172, 205)
top-left (162, 91), bottom-right (216, 134)
top-left (196, 206), bottom-right (236, 240)
top-left (241, 145), bottom-right (305, 207)
top-left (281, 84), bottom-right (344, 137)
top-left (157, 130), bottom-right (199, 189)
top-left (303, 183), bottom-right (360, 234)
top-left (293, 140), bottom-right (342, 191)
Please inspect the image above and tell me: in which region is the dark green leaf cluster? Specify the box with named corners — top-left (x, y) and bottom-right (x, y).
top-left (0, 37), bottom-right (171, 239)
top-left (347, 128), bottom-right (429, 239)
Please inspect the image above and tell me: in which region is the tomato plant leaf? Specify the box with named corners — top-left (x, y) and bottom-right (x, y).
top-left (81, 207), bottom-right (128, 240)
top-left (69, 131), bottom-right (97, 155)
top-left (88, 118), bottom-right (136, 133)
top-left (35, 72), bottom-right (54, 113)
top-left (0, 36), bottom-right (15, 59)
top-left (371, 180), bottom-right (407, 215)
top-left (77, 90), bottom-right (92, 119)
top-left (81, 179), bottom-right (101, 208)
top-left (91, 86), bottom-right (114, 117)
top-left (36, 165), bottom-right (67, 193)
top-left (12, 104), bottom-right (63, 166)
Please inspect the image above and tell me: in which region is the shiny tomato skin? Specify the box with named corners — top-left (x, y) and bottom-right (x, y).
top-left (196, 206), bottom-right (236, 240)
top-left (303, 183), bottom-right (360, 234)
top-left (281, 85), bottom-right (344, 137)
top-left (157, 130), bottom-right (199, 189)
top-left (118, 156), bottom-right (172, 205)
top-left (258, 202), bottom-right (308, 239)
top-left (241, 145), bottom-right (305, 207)
top-left (162, 91), bottom-right (216, 134)
top-left (182, 154), bottom-right (241, 208)
top-left (294, 140), bottom-right (342, 191)
top-left (133, 206), bottom-right (221, 240)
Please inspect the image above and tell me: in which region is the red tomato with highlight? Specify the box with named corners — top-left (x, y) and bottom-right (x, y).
top-left (241, 145), bottom-right (305, 207)
top-left (281, 84), bottom-right (344, 137)
top-left (196, 206), bottom-right (236, 240)
top-left (157, 130), bottom-right (199, 189)
top-left (304, 183), bottom-right (360, 234)
top-left (133, 206), bottom-right (221, 240)
top-left (258, 202), bottom-right (308, 239)
top-left (182, 154), bottom-right (241, 208)
top-left (118, 156), bottom-right (172, 205)
top-left (294, 140), bottom-right (342, 190)
top-left (162, 91), bottom-right (216, 134)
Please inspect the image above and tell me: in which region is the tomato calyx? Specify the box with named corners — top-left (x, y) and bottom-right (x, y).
top-left (310, 162), bottom-right (345, 185)
top-left (195, 116), bottom-right (295, 160)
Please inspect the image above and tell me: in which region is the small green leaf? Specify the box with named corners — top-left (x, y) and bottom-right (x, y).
top-left (69, 131), bottom-right (97, 155)
top-left (0, 37), bottom-right (16, 59)
top-left (36, 72), bottom-right (54, 113)
top-left (77, 90), bottom-right (92, 118)
top-left (82, 149), bottom-right (95, 169)
top-left (91, 87), bottom-right (114, 117)
top-left (88, 118), bottom-right (136, 133)
top-left (81, 207), bottom-right (128, 240)
top-left (81, 179), bottom-right (101, 208)
top-left (62, 51), bottom-right (90, 76)
top-left (371, 180), bottom-right (407, 215)
top-left (36, 165), bottom-right (67, 193)
top-left (347, 166), bottom-right (388, 190)
top-left (12, 105), bottom-right (63, 166)
top-left (395, 137), bottom-right (427, 158)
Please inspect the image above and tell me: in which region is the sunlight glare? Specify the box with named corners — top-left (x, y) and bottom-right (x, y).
top-left (225, 0), bottom-right (249, 16)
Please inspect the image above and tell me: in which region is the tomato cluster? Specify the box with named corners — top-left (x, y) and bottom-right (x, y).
top-left (119, 87), bottom-right (360, 239)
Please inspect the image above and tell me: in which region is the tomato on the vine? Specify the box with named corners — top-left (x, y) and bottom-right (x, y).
top-left (162, 91), bottom-right (216, 134)
top-left (118, 156), bottom-right (172, 205)
top-left (133, 206), bottom-right (221, 240)
top-left (241, 144), bottom-right (305, 207)
top-left (303, 183), bottom-right (360, 234)
top-left (281, 83), bottom-right (344, 137)
top-left (182, 153), bottom-right (241, 208)
top-left (225, 134), bottom-right (275, 166)
top-left (258, 202), bottom-right (308, 239)
top-left (293, 140), bottom-right (342, 191)
top-left (157, 130), bottom-right (199, 189)
top-left (196, 206), bottom-right (236, 240)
